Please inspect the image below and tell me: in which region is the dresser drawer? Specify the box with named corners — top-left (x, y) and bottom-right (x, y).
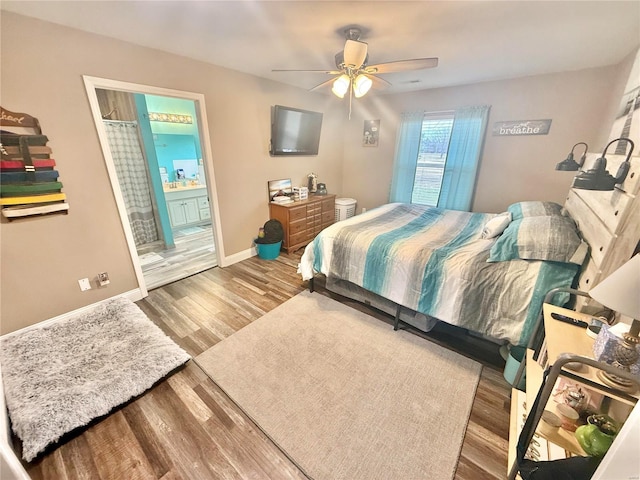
top-left (322, 210), bottom-right (334, 224)
top-left (321, 198), bottom-right (335, 211)
top-left (289, 219), bottom-right (308, 236)
top-left (290, 230), bottom-right (309, 246)
top-left (307, 204), bottom-right (321, 215)
top-left (289, 205), bottom-right (308, 222)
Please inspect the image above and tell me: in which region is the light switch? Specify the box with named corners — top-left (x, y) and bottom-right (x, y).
top-left (78, 278), bottom-right (91, 291)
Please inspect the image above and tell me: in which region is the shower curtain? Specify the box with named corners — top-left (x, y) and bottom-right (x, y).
top-left (103, 120), bottom-right (159, 247)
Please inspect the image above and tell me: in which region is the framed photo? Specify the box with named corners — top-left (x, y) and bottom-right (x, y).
top-left (363, 119), bottom-right (380, 147)
top-left (267, 178), bottom-right (292, 201)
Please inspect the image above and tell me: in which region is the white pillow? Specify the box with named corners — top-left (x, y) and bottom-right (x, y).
top-left (482, 212), bottom-right (512, 239)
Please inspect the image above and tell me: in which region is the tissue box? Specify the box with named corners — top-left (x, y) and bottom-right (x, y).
top-left (593, 323), bottom-right (640, 378)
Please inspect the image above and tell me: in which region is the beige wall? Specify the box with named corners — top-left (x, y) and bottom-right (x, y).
top-left (0, 11), bottom-right (635, 334)
top-left (340, 62), bottom-right (631, 214)
top-left (0, 12), bottom-right (343, 333)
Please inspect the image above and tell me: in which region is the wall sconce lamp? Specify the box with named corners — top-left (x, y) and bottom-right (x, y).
top-left (588, 254), bottom-right (640, 392)
top-left (556, 142), bottom-right (588, 171)
top-left (572, 137), bottom-right (634, 191)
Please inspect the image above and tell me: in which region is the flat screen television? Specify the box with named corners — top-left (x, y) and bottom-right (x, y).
top-left (270, 105), bottom-right (323, 156)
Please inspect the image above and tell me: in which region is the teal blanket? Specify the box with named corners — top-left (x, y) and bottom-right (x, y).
top-left (300, 203), bottom-right (579, 346)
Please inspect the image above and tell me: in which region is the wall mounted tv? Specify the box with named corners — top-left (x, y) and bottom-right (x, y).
top-left (270, 105), bottom-right (323, 156)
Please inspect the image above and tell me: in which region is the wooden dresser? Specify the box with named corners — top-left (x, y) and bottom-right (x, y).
top-left (269, 194), bottom-right (336, 253)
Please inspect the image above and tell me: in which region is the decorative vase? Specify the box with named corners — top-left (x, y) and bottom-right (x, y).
top-left (575, 414), bottom-right (618, 457)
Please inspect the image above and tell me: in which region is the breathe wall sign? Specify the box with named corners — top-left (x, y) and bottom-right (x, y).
top-left (492, 119), bottom-right (552, 136)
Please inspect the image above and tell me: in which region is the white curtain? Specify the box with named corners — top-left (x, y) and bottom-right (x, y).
top-left (389, 112), bottom-right (424, 203)
top-left (103, 121), bottom-right (159, 247)
top-left (437, 105), bottom-right (490, 211)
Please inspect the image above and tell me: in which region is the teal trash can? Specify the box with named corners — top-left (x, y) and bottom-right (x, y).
top-left (256, 241), bottom-right (282, 260)
top-left (503, 346), bottom-right (527, 391)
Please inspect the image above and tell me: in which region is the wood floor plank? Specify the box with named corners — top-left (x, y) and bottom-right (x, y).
top-left (30, 449), bottom-right (68, 480)
top-left (175, 295), bottom-right (238, 339)
top-left (194, 381), bottom-right (307, 480)
top-left (137, 382), bottom-right (240, 480)
top-left (84, 411), bottom-right (157, 480)
top-left (58, 435), bottom-right (102, 480)
top-left (20, 250), bottom-right (512, 480)
top-left (166, 368), bottom-right (214, 423)
top-left (121, 402), bottom-right (172, 479)
top-left (457, 420), bottom-right (508, 479)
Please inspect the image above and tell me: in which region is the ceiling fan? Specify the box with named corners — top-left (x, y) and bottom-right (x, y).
top-left (273, 27), bottom-right (438, 106)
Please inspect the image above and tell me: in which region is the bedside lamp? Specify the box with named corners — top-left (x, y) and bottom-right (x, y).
top-left (572, 138), bottom-right (634, 191)
top-left (588, 254), bottom-right (640, 392)
top-left (556, 142), bottom-right (588, 171)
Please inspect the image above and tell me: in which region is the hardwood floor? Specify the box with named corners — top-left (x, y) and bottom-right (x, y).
top-left (22, 251), bottom-right (512, 480)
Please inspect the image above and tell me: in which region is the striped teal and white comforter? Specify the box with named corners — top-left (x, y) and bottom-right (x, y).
top-left (299, 203), bottom-right (579, 346)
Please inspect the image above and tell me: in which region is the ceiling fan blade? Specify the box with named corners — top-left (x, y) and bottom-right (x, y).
top-left (272, 69), bottom-right (342, 74)
top-left (343, 39), bottom-right (368, 69)
top-left (365, 57), bottom-right (439, 74)
top-left (309, 77), bottom-right (339, 92)
top-left (368, 74), bottom-right (392, 89)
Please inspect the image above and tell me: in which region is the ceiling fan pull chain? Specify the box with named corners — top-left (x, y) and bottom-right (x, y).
top-left (349, 79), bottom-right (353, 120)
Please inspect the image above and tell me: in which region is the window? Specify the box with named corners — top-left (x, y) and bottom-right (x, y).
top-left (390, 106), bottom-right (489, 211)
top-left (411, 112), bottom-right (454, 206)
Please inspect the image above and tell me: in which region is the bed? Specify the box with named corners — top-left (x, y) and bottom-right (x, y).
top-left (299, 151), bottom-right (640, 348)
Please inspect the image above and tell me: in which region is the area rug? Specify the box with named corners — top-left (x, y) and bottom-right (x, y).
top-left (0, 297), bottom-right (190, 462)
top-left (195, 291), bottom-right (481, 480)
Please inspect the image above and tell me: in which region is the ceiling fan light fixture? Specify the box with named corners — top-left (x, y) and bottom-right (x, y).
top-left (332, 74), bottom-right (350, 98)
top-left (353, 74), bottom-right (373, 98)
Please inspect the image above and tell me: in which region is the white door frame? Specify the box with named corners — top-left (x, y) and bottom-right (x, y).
top-left (83, 76), bottom-right (226, 296)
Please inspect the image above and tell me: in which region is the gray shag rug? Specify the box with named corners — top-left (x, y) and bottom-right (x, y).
top-left (0, 297), bottom-right (190, 462)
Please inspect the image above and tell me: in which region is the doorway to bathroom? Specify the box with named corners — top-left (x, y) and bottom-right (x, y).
top-left (84, 76), bottom-right (225, 293)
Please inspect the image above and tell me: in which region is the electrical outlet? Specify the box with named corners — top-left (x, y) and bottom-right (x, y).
top-left (78, 278), bottom-right (91, 291)
top-left (97, 272), bottom-right (110, 287)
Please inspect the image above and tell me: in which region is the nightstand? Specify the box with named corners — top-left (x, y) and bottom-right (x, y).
top-left (507, 304), bottom-right (639, 479)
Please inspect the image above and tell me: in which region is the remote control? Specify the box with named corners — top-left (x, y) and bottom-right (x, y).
top-left (550, 312), bottom-right (589, 328)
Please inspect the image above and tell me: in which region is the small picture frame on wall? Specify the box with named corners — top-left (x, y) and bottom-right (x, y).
top-left (363, 119), bottom-right (380, 147)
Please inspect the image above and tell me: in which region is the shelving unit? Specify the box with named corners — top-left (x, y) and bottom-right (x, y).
top-left (507, 304), bottom-right (639, 479)
top-left (1, 107), bottom-right (69, 220)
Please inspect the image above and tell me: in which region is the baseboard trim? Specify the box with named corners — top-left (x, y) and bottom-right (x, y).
top-left (221, 246), bottom-right (257, 267)
top-left (0, 288), bottom-right (144, 340)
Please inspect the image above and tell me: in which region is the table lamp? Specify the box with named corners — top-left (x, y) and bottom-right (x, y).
top-left (588, 254), bottom-right (640, 392)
